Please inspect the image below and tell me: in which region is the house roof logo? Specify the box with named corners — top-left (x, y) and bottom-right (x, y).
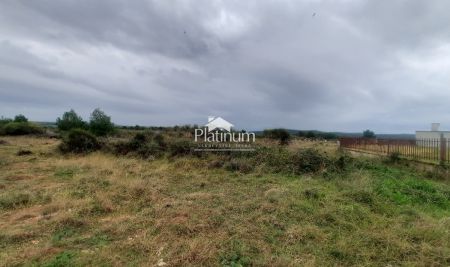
top-left (205, 116), bottom-right (234, 132)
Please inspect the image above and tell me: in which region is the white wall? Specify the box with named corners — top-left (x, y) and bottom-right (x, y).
top-left (415, 131), bottom-right (450, 147)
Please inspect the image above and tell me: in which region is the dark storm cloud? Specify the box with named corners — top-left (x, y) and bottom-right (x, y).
top-left (1, 0), bottom-right (450, 132)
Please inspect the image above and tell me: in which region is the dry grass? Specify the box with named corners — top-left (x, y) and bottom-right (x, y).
top-left (0, 136), bottom-right (449, 266)
top-left (344, 143), bottom-right (442, 164)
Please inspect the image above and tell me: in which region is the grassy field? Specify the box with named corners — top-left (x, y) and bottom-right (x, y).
top-left (0, 136), bottom-right (450, 266)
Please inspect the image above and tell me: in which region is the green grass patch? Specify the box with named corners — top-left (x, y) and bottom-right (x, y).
top-left (54, 167), bottom-right (77, 180)
top-left (376, 176), bottom-right (450, 211)
top-left (43, 251), bottom-right (76, 267)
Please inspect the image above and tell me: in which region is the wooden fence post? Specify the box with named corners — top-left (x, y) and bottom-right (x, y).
top-left (440, 133), bottom-right (446, 163)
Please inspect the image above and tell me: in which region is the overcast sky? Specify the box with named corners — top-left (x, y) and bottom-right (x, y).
top-left (1, 0), bottom-right (449, 133)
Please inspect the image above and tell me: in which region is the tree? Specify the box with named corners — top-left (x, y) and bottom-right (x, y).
top-left (363, 129), bottom-right (375, 138)
top-left (59, 129), bottom-right (100, 153)
top-left (56, 109), bottom-right (86, 131)
top-left (89, 108), bottom-right (114, 136)
top-left (306, 131), bottom-right (316, 139)
top-left (14, 114), bottom-right (28, 123)
top-left (0, 116), bottom-right (13, 127)
top-left (263, 128), bottom-right (291, 145)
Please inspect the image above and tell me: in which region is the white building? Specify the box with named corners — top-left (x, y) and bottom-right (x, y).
top-left (416, 123), bottom-right (450, 146)
top-left (416, 123), bottom-right (450, 139)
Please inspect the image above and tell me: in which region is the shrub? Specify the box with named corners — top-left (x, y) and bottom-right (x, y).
top-left (224, 159), bottom-right (254, 173)
top-left (16, 149), bottom-right (33, 156)
top-left (254, 147), bottom-right (294, 173)
top-left (89, 108), bottom-right (114, 136)
top-left (168, 140), bottom-right (192, 156)
top-left (13, 114), bottom-right (28, 123)
top-left (136, 143), bottom-right (163, 158)
top-left (56, 109), bottom-right (87, 131)
top-left (263, 128), bottom-right (291, 145)
top-left (306, 131), bottom-right (316, 139)
top-left (153, 133), bottom-right (166, 148)
top-left (59, 129), bottom-right (100, 153)
top-left (334, 152), bottom-right (353, 171)
top-left (1, 122), bottom-right (44, 136)
top-left (363, 129), bottom-right (376, 138)
top-left (293, 148), bottom-right (328, 174)
top-left (114, 132), bottom-right (164, 159)
top-left (388, 152), bottom-right (401, 163)
top-left (0, 117), bottom-right (12, 127)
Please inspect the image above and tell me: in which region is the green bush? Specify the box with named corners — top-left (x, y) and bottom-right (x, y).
top-left (263, 128), bottom-right (290, 145)
top-left (254, 147), bottom-right (294, 173)
top-left (56, 109), bottom-right (87, 131)
top-left (363, 129), bottom-right (376, 138)
top-left (293, 148), bottom-right (328, 174)
top-left (114, 132), bottom-right (164, 158)
top-left (1, 122), bottom-right (44, 136)
top-left (0, 116), bottom-right (12, 127)
top-left (153, 133), bottom-right (166, 148)
top-left (306, 131), bottom-right (316, 138)
top-left (224, 159), bottom-right (254, 173)
top-left (59, 129), bottom-right (100, 153)
top-left (14, 114), bottom-right (28, 122)
top-left (334, 152), bottom-right (353, 171)
top-left (388, 152), bottom-right (401, 163)
top-left (168, 140), bottom-right (193, 156)
top-left (89, 108), bottom-right (114, 136)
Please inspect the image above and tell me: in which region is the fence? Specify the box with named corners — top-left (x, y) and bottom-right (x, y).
top-left (339, 137), bottom-right (450, 163)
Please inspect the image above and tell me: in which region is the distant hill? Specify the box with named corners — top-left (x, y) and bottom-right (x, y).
top-left (334, 132), bottom-right (415, 140)
top-left (254, 129), bottom-right (415, 140)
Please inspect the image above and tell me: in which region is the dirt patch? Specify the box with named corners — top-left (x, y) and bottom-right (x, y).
top-left (5, 175), bottom-right (34, 181)
top-left (16, 150), bottom-right (33, 156)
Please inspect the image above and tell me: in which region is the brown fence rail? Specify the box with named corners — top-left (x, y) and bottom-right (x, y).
top-left (339, 137), bottom-right (447, 163)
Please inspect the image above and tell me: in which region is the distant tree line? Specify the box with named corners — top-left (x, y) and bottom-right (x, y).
top-left (297, 131), bottom-right (338, 140)
top-left (56, 108), bottom-right (114, 136)
top-left (262, 128), bottom-right (339, 145)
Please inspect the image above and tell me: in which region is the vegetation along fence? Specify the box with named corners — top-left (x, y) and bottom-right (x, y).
top-left (339, 137), bottom-right (450, 163)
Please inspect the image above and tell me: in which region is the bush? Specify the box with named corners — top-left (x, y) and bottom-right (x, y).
top-left (306, 131), bottom-right (316, 139)
top-left (16, 149), bottom-right (33, 156)
top-left (224, 159), bottom-right (254, 173)
top-left (153, 133), bottom-right (166, 148)
top-left (388, 151), bottom-right (401, 163)
top-left (114, 132), bottom-right (164, 159)
top-left (0, 117), bottom-right (12, 127)
top-left (1, 122), bottom-right (44, 136)
top-left (363, 129), bottom-right (376, 138)
top-left (89, 108), bottom-right (114, 136)
top-left (293, 148), bottom-right (328, 174)
top-left (168, 140), bottom-right (192, 156)
top-left (56, 109), bottom-right (87, 131)
top-left (59, 129), bottom-right (100, 153)
top-left (334, 152), bottom-right (353, 171)
top-left (14, 114), bottom-right (28, 123)
top-left (254, 147), bottom-right (294, 173)
top-left (263, 128), bottom-right (290, 145)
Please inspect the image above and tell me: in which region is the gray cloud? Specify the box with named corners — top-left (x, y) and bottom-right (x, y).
top-left (1, 0), bottom-right (450, 133)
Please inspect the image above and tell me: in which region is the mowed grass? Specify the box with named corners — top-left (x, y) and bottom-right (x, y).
top-left (0, 137), bottom-right (449, 266)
